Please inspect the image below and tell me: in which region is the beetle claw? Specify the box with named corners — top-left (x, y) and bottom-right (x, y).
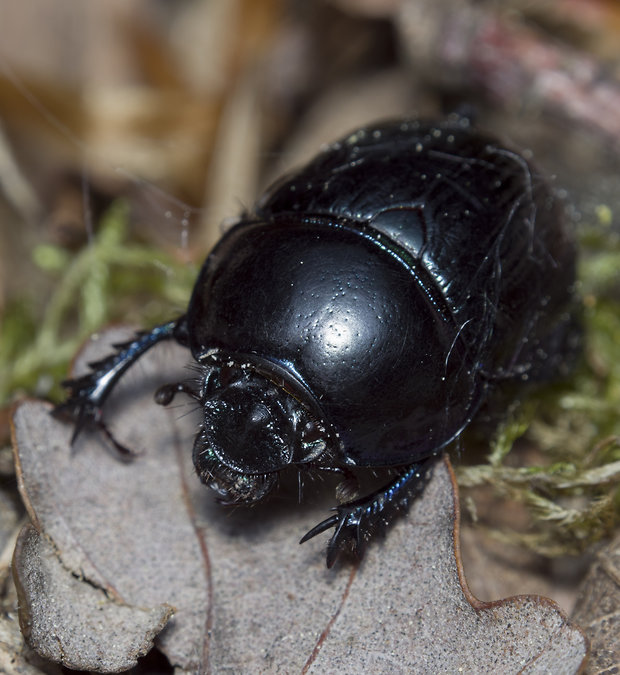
top-left (301, 459), bottom-right (437, 567)
top-left (325, 506), bottom-right (367, 568)
top-left (299, 514), bottom-right (340, 544)
top-left (301, 503), bottom-right (370, 567)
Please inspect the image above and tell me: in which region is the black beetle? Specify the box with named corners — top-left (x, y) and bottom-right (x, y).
top-left (55, 118), bottom-right (580, 567)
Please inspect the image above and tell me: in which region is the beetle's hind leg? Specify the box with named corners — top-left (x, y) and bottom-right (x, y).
top-left (53, 318), bottom-right (187, 451)
top-left (300, 456), bottom-right (438, 568)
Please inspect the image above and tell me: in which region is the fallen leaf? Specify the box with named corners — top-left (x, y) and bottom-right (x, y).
top-left (11, 328), bottom-right (589, 673)
top-left (458, 525), bottom-right (581, 614)
top-left (12, 330), bottom-right (214, 672)
top-left (13, 524), bottom-right (173, 673)
top-left (571, 532), bottom-right (620, 673)
top-left (0, 611), bottom-right (60, 675)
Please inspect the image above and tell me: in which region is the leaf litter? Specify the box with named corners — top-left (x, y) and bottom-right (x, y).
top-left (11, 327), bottom-right (588, 673)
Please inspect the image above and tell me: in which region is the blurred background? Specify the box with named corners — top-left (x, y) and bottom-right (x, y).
top-left (0, 1), bottom-right (619, 671)
top-left (1, 0), bottom-right (620, 402)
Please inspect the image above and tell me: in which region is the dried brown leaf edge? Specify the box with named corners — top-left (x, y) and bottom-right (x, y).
top-left (10, 328), bottom-right (589, 673)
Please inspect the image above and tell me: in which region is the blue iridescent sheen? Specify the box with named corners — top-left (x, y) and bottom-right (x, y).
top-left (55, 119), bottom-right (580, 567)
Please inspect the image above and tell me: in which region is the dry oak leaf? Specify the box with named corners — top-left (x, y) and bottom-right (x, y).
top-left (11, 328), bottom-right (589, 673)
top-left (572, 531), bottom-right (620, 673)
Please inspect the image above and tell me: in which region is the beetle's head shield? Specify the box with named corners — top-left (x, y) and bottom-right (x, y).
top-left (192, 353), bottom-right (333, 504)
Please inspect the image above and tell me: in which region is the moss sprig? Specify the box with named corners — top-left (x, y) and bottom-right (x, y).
top-left (0, 201), bottom-right (196, 404)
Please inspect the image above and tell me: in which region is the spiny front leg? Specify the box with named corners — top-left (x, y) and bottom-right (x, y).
top-left (300, 457), bottom-right (438, 568)
top-left (53, 318), bottom-right (186, 450)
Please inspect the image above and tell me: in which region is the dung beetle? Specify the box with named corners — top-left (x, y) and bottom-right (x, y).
top-left (55, 118), bottom-right (580, 567)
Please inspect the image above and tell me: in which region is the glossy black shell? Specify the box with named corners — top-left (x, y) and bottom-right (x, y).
top-left (184, 119), bottom-right (578, 469)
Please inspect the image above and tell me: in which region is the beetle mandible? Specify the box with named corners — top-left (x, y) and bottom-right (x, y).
top-left (55, 119), bottom-right (580, 567)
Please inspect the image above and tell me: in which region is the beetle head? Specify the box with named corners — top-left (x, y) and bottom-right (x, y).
top-left (192, 355), bottom-right (332, 504)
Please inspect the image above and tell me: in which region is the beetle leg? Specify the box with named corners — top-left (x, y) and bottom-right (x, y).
top-left (300, 456), bottom-right (438, 568)
top-left (53, 318), bottom-right (187, 445)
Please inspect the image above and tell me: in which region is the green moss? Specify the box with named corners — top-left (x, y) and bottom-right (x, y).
top-left (0, 201), bottom-right (197, 404)
top-left (457, 214), bottom-right (620, 556)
